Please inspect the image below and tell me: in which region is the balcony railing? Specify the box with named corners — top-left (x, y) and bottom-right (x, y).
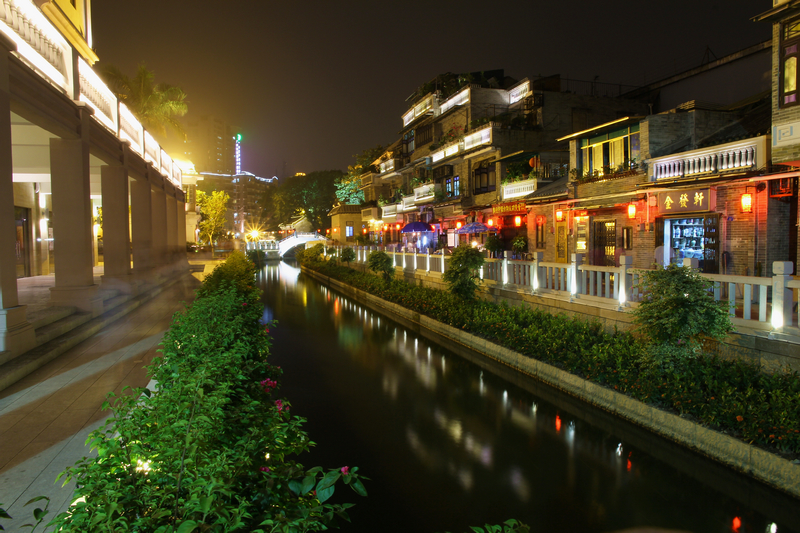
top-left (650, 136), bottom-right (767, 181)
top-left (0, 0), bottom-right (183, 188)
top-left (463, 124), bottom-right (492, 150)
top-left (361, 207), bottom-right (380, 221)
top-left (402, 94), bottom-right (434, 127)
top-left (401, 194), bottom-right (416, 212)
top-left (359, 173), bottom-right (377, 189)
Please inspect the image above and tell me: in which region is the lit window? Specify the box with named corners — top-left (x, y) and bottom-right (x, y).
top-left (781, 17), bottom-right (800, 108)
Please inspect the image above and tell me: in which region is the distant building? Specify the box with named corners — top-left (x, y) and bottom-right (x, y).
top-left (184, 116), bottom-right (239, 174)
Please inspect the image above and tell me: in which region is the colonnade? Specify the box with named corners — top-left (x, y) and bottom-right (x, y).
top-left (0, 34), bottom-right (188, 364)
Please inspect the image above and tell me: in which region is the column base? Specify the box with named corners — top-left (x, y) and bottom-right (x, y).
top-left (49, 285), bottom-right (104, 316)
top-left (0, 305), bottom-right (36, 365)
top-left (101, 274), bottom-right (136, 294)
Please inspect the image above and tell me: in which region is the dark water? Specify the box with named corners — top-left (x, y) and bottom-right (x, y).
top-left (256, 262), bottom-right (799, 533)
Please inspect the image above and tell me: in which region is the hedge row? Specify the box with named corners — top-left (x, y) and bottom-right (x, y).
top-left (40, 252), bottom-right (366, 532)
top-left (301, 254), bottom-right (800, 456)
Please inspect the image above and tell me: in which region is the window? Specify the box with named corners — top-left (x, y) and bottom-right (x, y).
top-left (445, 175), bottom-right (461, 198)
top-left (535, 217), bottom-right (546, 249)
top-left (781, 17), bottom-right (800, 107)
top-left (346, 222), bottom-right (354, 238)
top-left (580, 125), bottom-right (640, 175)
top-left (473, 161), bottom-right (496, 194)
top-left (417, 124), bottom-right (433, 146)
top-left (403, 130), bottom-right (415, 155)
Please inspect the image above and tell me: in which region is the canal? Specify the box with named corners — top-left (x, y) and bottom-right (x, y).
top-left (256, 262), bottom-right (799, 533)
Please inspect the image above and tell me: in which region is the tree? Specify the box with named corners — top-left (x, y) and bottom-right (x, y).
top-left (367, 251), bottom-right (394, 281)
top-left (340, 247), bottom-right (356, 265)
top-left (334, 145), bottom-right (385, 205)
top-left (197, 190), bottom-right (230, 245)
top-left (99, 63), bottom-right (188, 137)
top-left (443, 245), bottom-right (485, 299)
top-left (262, 171), bottom-right (342, 232)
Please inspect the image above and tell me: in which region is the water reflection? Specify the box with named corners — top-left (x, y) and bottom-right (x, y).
top-left (257, 262), bottom-right (799, 533)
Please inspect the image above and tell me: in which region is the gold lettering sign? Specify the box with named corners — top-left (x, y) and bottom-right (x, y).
top-left (492, 201), bottom-right (527, 215)
top-left (657, 189), bottom-right (711, 213)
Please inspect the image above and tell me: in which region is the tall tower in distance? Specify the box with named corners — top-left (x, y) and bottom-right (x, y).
top-left (184, 116), bottom-right (239, 174)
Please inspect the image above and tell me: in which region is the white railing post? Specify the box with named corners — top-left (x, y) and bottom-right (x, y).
top-left (531, 251), bottom-right (542, 293)
top-left (503, 250), bottom-right (511, 286)
top-left (618, 255), bottom-right (632, 309)
top-left (771, 261), bottom-right (794, 332)
top-left (413, 249), bottom-right (417, 273)
top-left (426, 249), bottom-right (430, 272)
top-left (570, 253), bottom-right (584, 300)
top-left (442, 248), bottom-right (446, 274)
top-left (392, 248), bottom-right (397, 267)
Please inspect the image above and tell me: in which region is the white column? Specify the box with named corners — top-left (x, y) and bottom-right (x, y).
top-left (165, 193), bottom-right (177, 270)
top-left (771, 261), bottom-right (794, 331)
top-left (100, 165), bottom-right (132, 291)
top-left (151, 186), bottom-right (167, 275)
top-left (130, 175), bottom-right (153, 279)
top-left (177, 195), bottom-right (188, 267)
top-left (49, 128), bottom-right (103, 315)
top-left (0, 34), bottom-right (34, 362)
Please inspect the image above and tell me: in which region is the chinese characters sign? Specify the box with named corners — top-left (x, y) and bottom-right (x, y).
top-left (657, 188), bottom-right (713, 213)
top-left (492, 201), bottom-right (527, 215)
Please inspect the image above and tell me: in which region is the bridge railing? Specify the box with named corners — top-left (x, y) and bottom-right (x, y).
top-left (330, 245), bottom-right (798, 334)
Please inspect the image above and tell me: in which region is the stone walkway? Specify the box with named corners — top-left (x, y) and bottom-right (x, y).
top-left (0, 272), bottom-right (199, 532)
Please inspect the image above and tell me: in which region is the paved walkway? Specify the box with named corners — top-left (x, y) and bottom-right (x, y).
top-left (0, 271), bottom-right (200, 532)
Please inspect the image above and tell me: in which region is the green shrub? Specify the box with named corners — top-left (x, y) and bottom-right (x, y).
top-left (632, 263), bottom-right (734, 348)
top-left (484, 234), bottom-right (504, 258)
top-left (443, 245), bottom-right (485, 299)
top-left (367, 250), bottom-right (394, 281)
top-left (340, 247), bottom-right (356, 264)
top-left (197, 250), bottom-right (256, 298)
top-left (246, 249), bottom-right (266, 268)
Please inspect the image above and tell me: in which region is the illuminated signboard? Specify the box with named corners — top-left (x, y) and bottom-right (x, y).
top-left (492, 201), bottom-right (527, 215)
top-left (657, 188), bottom-right (714, 213)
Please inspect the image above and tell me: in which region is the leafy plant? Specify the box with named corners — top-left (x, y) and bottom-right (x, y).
top-left (367, 251), bottom-right (395, 281)
top-left (442, 519), bottom-right (530, 533)
top-left (443, 245), bottom-right (485, 299)
top-left (484, 234), bottom-right (504, 258)
top-left (632, 263), bottom-right (734, 348)
top-left (511, 235), bottom-right (528, 255)
top-left (341, 247), bottom-right (356, 265)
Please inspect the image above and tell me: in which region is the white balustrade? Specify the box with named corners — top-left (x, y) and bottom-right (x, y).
top-left (502, 178), bottom-right (537, 200)
top-left (650, 136), bottom-right (766, 181)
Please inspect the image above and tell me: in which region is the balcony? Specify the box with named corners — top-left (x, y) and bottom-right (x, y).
top-left (401, 194), bottom-right (417, 212)
top-left (414, 182), bottom-right (439, 205)
top-left (361, 207), bottom-right (380, 221)
top-left (359, 173), bottom-right (377, 190)
top-left (382, 203), bottom-right (398, 219)
top-left (502, 177), bottom-right (537, 200)
top-left (439, 87), bottom-right (470, 115)
top-left (402, 94), bottom-right (434, 127)
top-left (463, 124), bottom-right (493, 151)
top-left (378, 158), bottom-right (402, 177)
top-left (650, 136), bottom-right (767, 181)
top-left (431, 140), bottom-right (461, 164)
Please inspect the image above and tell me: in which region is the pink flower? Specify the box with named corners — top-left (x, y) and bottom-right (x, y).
top-left (275, 399), bottom-right (287, 412)
top-left (340, 466), bottom-right (350, 475)
top-left (260, 466), bottom-right (270, 472)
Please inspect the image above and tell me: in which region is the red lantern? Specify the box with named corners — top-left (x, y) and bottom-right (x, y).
top-left (363, 228), bottom-right (367, 234)
top-left (627, 203), bottom-right (636, 219)
top-left (741, 193), bottom-right (752, 213)
top-left (487, 219), bottom-right (494, 227)
top-left (555, 210), bottom-right (564, 222)
top-left (383, 224), bottom-right (388, 231)
top-left (456, 221), bottom-right (463, 229)
top-left (529, 156), bottom-right (539, 168)
top-left (396, 223), bottom-right (401, 231)
top-left (514, 216), bottom-right (522, 227)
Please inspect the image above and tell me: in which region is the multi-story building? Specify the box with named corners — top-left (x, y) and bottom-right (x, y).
top-left (357, 70), bottom-right (650, 249)
top-left (184, 115), bottom-right (239, 174)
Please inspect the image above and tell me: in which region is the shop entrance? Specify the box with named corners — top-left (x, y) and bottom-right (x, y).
top-left (660, 214), bottom-right (719, 274)
top-left (555, 220), bottom-right (568, 263)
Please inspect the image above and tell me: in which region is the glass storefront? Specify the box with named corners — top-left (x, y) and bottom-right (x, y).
top-left (662, 214), bottom-right (720, 273)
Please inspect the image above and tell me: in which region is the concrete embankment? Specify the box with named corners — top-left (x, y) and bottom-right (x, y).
top-left (301, 265), bottom-right (800, 500)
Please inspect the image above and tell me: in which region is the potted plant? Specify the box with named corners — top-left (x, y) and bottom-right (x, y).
top-left (484, 234), bottom-right (504, 258)
top-left (511, 235), bottom-right (529, 259)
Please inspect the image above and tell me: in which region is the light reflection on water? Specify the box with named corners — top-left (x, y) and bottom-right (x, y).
top-left (257, 262), bottom-right (798, 533)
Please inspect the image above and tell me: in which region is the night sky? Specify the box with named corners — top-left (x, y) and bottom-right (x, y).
top-left (92, 1), bottom-right (770, 178)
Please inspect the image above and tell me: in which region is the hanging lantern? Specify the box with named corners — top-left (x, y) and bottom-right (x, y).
top-left (363, 228), bottom-right (367, 234)
top-left (627, 203), bottom-right (636, 219)
top-left (514, 216), bottom-right (522, 227)
top-left (326, 228), bottom-right (330, 234)
top-left (383, 224), bottom-right (388, 231)
top-left (487, 219), bottom-right (494, 227)
top-left (396, 223), bottom-right (401, 231)
top-left (741, 193), bottom-right (753, 213)
top-left (456, 221), bottom-right (463, 229)
top-left (529, 156), bottom-right (539, 168)
top-left (555, 210), bottom-right (564, 222)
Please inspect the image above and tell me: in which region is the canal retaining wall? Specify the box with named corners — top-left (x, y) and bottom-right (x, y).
top-left (301, 265), bottom-right (800, 500)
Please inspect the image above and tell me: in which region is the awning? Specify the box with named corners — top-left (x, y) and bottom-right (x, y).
top-left (496, 150), bottom-right (539, 164)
